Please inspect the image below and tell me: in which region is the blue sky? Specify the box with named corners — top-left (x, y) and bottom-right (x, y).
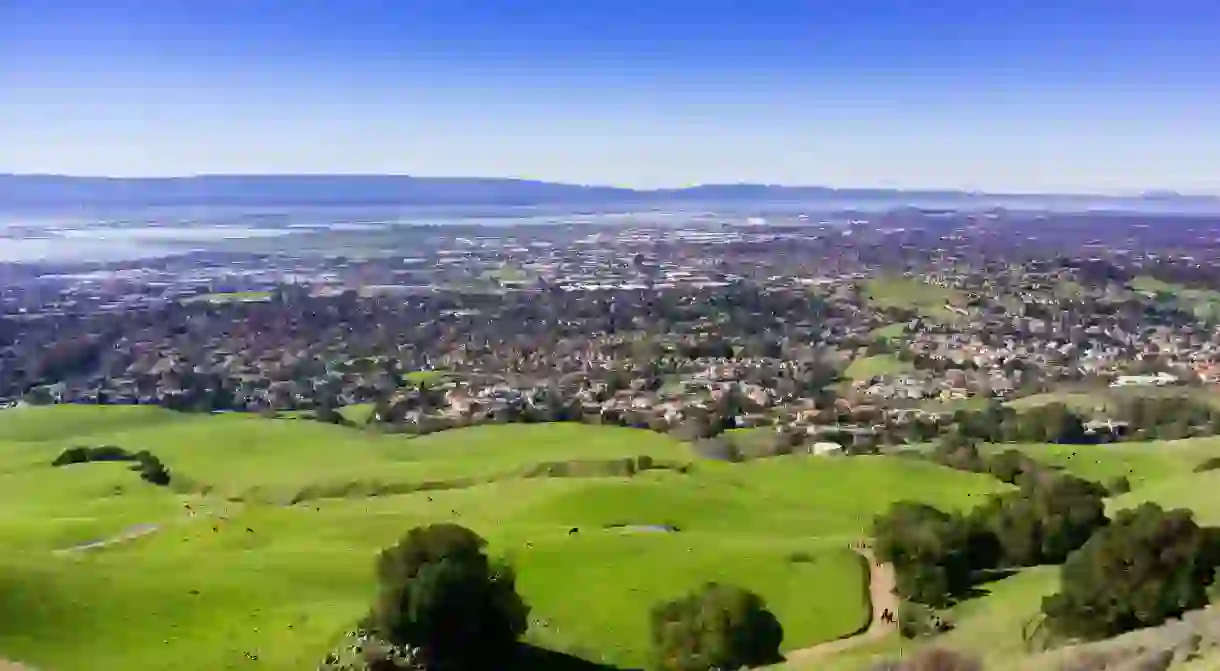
top-left (2, 0), bottom-right (1219, 193)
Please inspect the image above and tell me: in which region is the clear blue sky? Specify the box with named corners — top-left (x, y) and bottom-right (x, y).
top-left (2, 0), bottom-right (1219, 193)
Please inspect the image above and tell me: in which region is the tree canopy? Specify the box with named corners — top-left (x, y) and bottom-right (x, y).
top-left (1042, 503), bottom-right (1220, 641)
top-left (368, 523), bottom-right (529, 670)
top-left (650, 582), bottom-right (784, 671)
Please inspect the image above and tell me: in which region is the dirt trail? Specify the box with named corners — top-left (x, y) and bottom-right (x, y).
top-left (780, 544), bottom-right (898, 665)
top-left (52, 523), bottom-right (161, 555)
top-left (50, 497), bottom-right (240, 556)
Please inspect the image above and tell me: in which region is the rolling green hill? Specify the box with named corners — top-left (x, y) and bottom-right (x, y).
top-left (0, 405), bottom-right (1011, 671)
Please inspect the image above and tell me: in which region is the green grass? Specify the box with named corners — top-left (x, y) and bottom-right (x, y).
top-left (844, 354), bottom-right (914, 382)
top-left (481, 265), bottom-right (532, 284)
top-left (0, 404), bottom-right (185, 443)
top-left (982, 438), bottom-right (1220, 491)
top-left (1109, 465), bottom-right (1220, 525)
top-left (0, 406), bottom-right (1015, 671)
top-left (862, 277), bottom-right (966, 322)
top-left (725, 427), bottom-right (777, 457)
top-left (1007, 386), bottom-right (1220, 413)
top-left (1132, 275), bottom-right (1220, 323)
top-left (934, 567), bottom-right (1061, 668)
top-left (1054, 280), bottom-right (1087, 299)
top-left (782, 434), bottom-right (1220, 671)
top-left (869, 323), bottom-right (908, 340)
top-left (337, 403), bottom-right (374, 424)
top-left (778, 567), bottom-right (1061, 671)
top-left (184, 290), bottom-right (273, 303)
top-left (516, 533), bottom-right (869, 667)
top-left (403, 369), bottom-right (451, 385)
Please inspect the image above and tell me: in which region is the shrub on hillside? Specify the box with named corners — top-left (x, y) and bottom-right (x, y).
top-left (897, 601), bottom-right (954, 639)
top-left (132, 453), bottom-right (172, 486)
top-left (649, 582), bottom-right (783, 671)
top-left (50, 445), bottom-right (172, 486)
top-left (873, 503), bottom-right (979, 607)
top-left (1042, 503), bottom-right (1220, 641)
top-left (367, 523), bottom-right (529, 670)
top-left (51, 444), bottom-right (135, 466)
top-left (1106, 475), bottom-right (1132, 496)
top-left (691, 436), bottom-right (742, 462)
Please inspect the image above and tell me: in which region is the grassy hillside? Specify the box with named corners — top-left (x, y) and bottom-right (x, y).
top-left (862, 277), bottom-right (967, 323)
top-left (1007, 386), bottom-right (1220, 413)
top-left (0, 405), bottom-right (1012, 671)
top-left (845, 354), bottom-right (914, 382)
top-left (982, 438), bottom-right (1220, 491)
top-left (798, 435), bottom-right (1220, 671)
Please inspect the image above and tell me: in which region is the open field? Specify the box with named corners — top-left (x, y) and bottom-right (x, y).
top-left (982, 437), bottom-right (1220, 491)
top-left (183, 291), bottom-right (274, 304)
top-left (6, 405), bottom-right (1220, 670)
top-left (1110, 466), bottom-right (1220, 525)
top-left (861, 277), bottom-right (967, 323)
top-left (845, 354), bottom-right (914, 382)
top-left (1006, 386), bottom-right (1220, 413)
top-left (403, 369), bottom-right (452, 385)
top-left (1132, 275), bottom-right (1220, 323)
top-left (869, 323), bottom-right (908, 340)
top-left (0, 406), bottom-right (1013, 671)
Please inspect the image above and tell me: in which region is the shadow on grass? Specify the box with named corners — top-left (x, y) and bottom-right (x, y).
top-left (508, 644), bottom-right (641, 671)
top-left (958, 567), bottom-right (1022, 602)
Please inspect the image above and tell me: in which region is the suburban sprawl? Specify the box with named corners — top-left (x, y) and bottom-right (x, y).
top-left (7, 186), bottom-right (1220, 671)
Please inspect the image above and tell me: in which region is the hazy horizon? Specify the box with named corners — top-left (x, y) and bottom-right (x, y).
top-left (4, 1), bottom-right (1220, 195)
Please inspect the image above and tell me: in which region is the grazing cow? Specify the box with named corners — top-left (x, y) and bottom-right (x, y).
top-left (568, 527), bottom-right (579, 535)
top-left (246, 527), bottom-right (254, 534)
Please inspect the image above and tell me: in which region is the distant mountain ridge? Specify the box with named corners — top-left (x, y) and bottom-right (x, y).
top-left (0, 174), bottom-right (1217, 208)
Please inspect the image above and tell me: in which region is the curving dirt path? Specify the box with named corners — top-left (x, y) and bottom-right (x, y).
top-left (780, 544), bottom-right (899, 665)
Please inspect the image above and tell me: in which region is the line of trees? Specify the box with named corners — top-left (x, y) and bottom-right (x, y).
top-left (947, 395), bottom-right (1220, 446)
top-left (51, 444), bottom-right (171, 486)
top-left (876, 443), bottom-right (1220, 646)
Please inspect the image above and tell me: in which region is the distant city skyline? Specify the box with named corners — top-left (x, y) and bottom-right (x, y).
top-left (3, 0), bottom-right (1220, 194)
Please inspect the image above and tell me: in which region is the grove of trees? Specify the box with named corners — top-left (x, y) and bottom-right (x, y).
top-left (874, 455), bottom-right (1110, 613)
top-left (1041, 503), bottom-right (1220, 641)
top-left (51, 444), bottom-right (172, 486)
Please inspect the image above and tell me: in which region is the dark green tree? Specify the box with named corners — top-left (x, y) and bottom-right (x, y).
top-left (368, 524), bottom-right (529, 670)
top-left (1042, 503), bottom-right (1220, 640)
top-left (650, 583), bottom-right (783, 671)
top-left (969, 474), bottom-right (1107, 567)
top-left (873, 503), bottom-right (977, 606)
